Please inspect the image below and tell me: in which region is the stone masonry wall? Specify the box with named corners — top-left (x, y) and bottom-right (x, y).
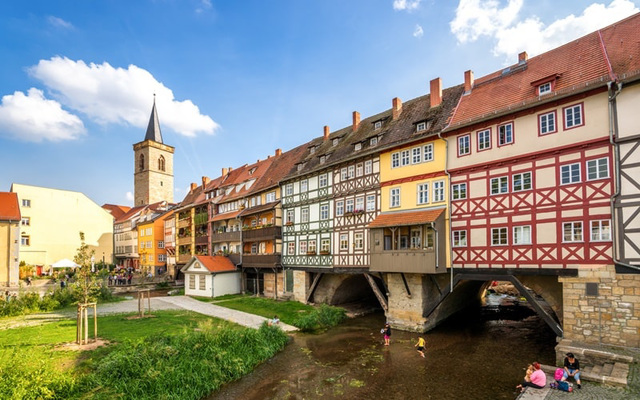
top-left (559, 265), bottom-right (640, 349)
top-left (292, 270), bottom-right (310, 303)
top-left (263, 272), bottom-right (285, 298)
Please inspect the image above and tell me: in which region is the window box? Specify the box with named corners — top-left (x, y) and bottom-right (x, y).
top-left (319, 250), bottom-right (331, 255)
top-left (285, 221), bottom-right (294, 226)
top-left (306, 251), bottom-right (317, 255)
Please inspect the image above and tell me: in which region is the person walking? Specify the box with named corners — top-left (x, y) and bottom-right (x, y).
top-left (561, 352), bottom-right (582, 389)
top-left (415, 336), bottom-right (426, 358)
top-left (382, 323), bottom-right (391, 346)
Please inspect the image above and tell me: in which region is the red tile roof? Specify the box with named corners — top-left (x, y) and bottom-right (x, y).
top-left (211, 209), bottom-right (242, 221)
top-left (102, 204), bottom-right (131, 220)
top-left (447, 12), bottom-right (640, 130)
top-left (368, 208), bottom-right (444, 228)
top-left (195, 255), bottom-right (237, 273)
top-left (0, 192), bottom-right (20, 221)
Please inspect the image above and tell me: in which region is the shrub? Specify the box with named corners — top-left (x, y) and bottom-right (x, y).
top-left (294, 304), bottom-right (346, 332)
top-left (43, 287), bottom-right (75, 309)
top-left (97, 284), bottom-right (116, 302)
top-left (0, 350), bottom-right (76, 399)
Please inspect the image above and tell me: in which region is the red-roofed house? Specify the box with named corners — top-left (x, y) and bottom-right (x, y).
top-left (180, 255), bottom-right (240, 297)
top-left (0, 192), bottom-right (21, 286)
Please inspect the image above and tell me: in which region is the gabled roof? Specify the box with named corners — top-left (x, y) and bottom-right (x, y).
top-left (446, 12), bottom-right (640, 131)
top-left (102, 204), bottom-right (131, 220)
top-left (251, 143), bottom-right (310, 193)
top-left (144, 98), bottom-right (163, 143)
top-left (0, 192), bottom-right (20, 221)
top-left (181, 255), bottom-right (237, 273)
top-left (368, 208), bottom-right (444, 228)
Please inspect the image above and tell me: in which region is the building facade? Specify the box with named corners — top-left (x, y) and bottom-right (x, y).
top-left (0, 192), bottom-right (21, 286)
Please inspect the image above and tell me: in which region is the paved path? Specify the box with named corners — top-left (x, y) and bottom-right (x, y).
top-left (0, 296), bottom-right (297, 332)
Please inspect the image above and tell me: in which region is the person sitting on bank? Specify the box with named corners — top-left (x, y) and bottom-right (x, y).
top-left (561, 352), bottom-right (582, 389)
top-left (268, 315), bottom-right (280, 326)
top-left (516, 362), bottom-right (546, 392)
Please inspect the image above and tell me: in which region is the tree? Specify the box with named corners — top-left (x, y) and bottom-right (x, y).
top-left (73, 232), bottom-right (100, 344)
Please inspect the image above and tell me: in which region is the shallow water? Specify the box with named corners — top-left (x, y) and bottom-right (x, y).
top-left (211, 295), bottom-right (556, 400)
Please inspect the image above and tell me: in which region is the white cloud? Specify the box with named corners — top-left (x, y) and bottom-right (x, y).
top-left (47, 16), bottom-right (73, 30)
top-left (413, 24), bottom-right (424, 38)
top-left (196, 0), bottom-right (212, 13)
top-left (28, 56), bottom-right (219, 137)
top-left (0, 88), bottom-right (85, 142)
top-left (451, 0), bottom-right (639, 62)
top-left (126, 192), bottom-right (134, 202)
top-left (393, 0), bottom-right (422, 11)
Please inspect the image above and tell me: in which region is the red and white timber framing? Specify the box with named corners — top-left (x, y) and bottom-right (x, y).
top-left (449, 137), bottom-right (613, 269)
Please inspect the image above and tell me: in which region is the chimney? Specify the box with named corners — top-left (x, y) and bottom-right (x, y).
top-left (430, 78), bottom-right (442, 108)
top-left (323, 125), bottom-right (330, 141)
top-left (221, 167), bottom-right (228, 176)
top-left (190, 182), bottom-right (197, 192)
top-left (464, 70), bottom-right (474, 94)
top-left (352, 111), bottom-right (360, 132)
top-left (518, 51), bottom-right (528, 64)
top-left (202, 176), bottom-right (210, 187)
top-left (228, 167), bottom-right (233, 173)
top-left (275, 148), bottom-right (282, 157)
top-left (392, 97), bottom-right (402, 120)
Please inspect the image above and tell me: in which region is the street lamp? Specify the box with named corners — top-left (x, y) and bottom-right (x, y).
top-left (91, 256), bottom-right (95, 273)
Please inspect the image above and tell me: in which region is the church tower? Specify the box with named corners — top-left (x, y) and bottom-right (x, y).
top-left (133, 98), bottom-right (175, 206)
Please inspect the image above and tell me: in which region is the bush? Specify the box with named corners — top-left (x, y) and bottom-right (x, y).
top-left (43, 287), bottom-right (75, 309)
top-left (97, 284), bottom-right (116, 302)
top-left (0, 350), bottom-right (76, 399)
top-left (294, 304), bottom-right (346, 332)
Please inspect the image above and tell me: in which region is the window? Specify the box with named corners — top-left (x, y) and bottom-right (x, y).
top-left (199, 275), bottom-right (206, 290)
top-left (564, 104), bottom-right (583, 129)
top-left (423, 143), bottom-right (434, 161)
top-left (512, 172), bottom-right (532, 192)
top-left (401, 150), bottom-right (410, 166)
top-left (158, 155), bottom-right (165, 171)
top-left (365, 160), bottom-right (372, 174)
top-left (346, 198), bottom-right (354, 213)
top-left (21, 217), bottom-right (30, 226)
top-left (391, 153), bottom-right (400, 168)
top-left (390, 188), bottom-right (401, 208)
top-left (370, 137), bottom-right (378, 146)
top-left (333, 138), bottom-right (339, 146)
top-left (366, 195), bottom-right (375, 211)
top-left (348, 165), bottom-right (355, 179)
top-left (538, 82), bottom-right (551, 95)
top-left (158, 241), bottom-right (165, 249)
top-left (492, 227), bottom-right (508, 245)
top-left (310, 146), bottom-right (316, 154)
top-left (336, 200), bottom-right (344, 216)
top-left (458, 135), bottom-right (470, 156)
top-left (356, 163), bottom-right (363, 177)
top-left (340, 234), bottom-right (349, 251)
top-left (587, 158), bottom-right (609, 180)
top-left (139, 154), bottom-right (145, 172)
top-left (301, 208), bottom-right (309, 223)
top-left (374, 121), bottom-right (382, 130)
top-left (146, 240), bottom-right (152, 249)
top-left (491, 176), bottom-right (508, 195)
top-left (321, 239), bottom-right (330, 253)
top-left (412, 147), bottom-right (422, 164)
top-left (320, 155), bottom-right (326, 164)
top-left (433, 180), bottom-right (444, 202)
top-left (416, 121), bottom-right (427, 132)
top-left (21, 235), bottom-right (30, 246)
top-left (591, 220), bottom-right (611, 241)
top-left (266, 191), bottom-right (276, 202)
top-left (158, 254), bottom-right (166, 262)
top-left (286, 209), bottom-right (294, 224)
top-left (477, 129), bottom-right (491, 150)
top-left (411, 228), bottom-right (422, 249)
top-left (308, 240), bottom-right (317, 253)
top-left (498, 123), bottom-right (514, 146)
top-left (319, 174), bottom-right (328, 188)
top-left (300, 179), bottom-right (308, 192)
top-left (299, 241), bottom-right (307, 254)
top-left (189, 275), bottom-right (195, 290)
top-left (355, 197), bottom-right (364, 212)
top-left (320, 204), bottom-right (329, 220)
top-left (539, 111), bottom-right (556, 135)
top-left (355, 143), bottom-right (362, 151)
top-left (146, 228), bottom-right (152, 236)
top-left (341, 167), bottom-right (348, 180)
top-left (452, 231), bottom-right (467, 247)
top-left (561, 163), bottom-right (581, 184)
top-left (354, 232), bottom-right (364, 250)
top-left (287, 242), bottom-right (295, 255)
top-left (452, 183), bottom-right (467, 200)
top-left (22, 199), bottom-right (31, 207)
top-left (513, 226), bottom-right (531, 245)
top-left (417, 183), bottom-right (429, 205)
top-left (285, 184), bottom-right (293, 196)
top-left (563, 221), bottom-right (583, 242)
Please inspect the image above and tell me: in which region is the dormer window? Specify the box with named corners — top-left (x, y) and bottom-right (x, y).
top-left (310, 146), bottom-right (316, 154)
top-left (332, 138), bottom-right (339, 146)
top-left (249, 167), bottom-right (257, 175)
top-left (297, 163), bottom-right (305, 171)
top-left (319, 155), bottom-right (326, 164)
top-left (538, 82), bottom-right (551, 95)
top-left (354, 143), bottom-right (362, 151)
top-left (370, 137), bottom-right (378, 146)
top-left (374, 121), bottom-right (382, 130)
top-left (416, 121), bottom-right (429, 132)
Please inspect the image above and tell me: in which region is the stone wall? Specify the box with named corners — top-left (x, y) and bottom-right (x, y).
top-left (293, 270), bottom-right (310, 302)
top-left (263, 271), bottom-right (285, 298)
top-left (559, 265), bottom-right (640, 349)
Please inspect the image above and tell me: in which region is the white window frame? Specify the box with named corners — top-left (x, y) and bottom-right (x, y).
top-left (498, 123), bottom-right (514, 146)
top-left (354, 143), bottom-right (362, 151)
top-left (416, 121), bottom-right (427, 132)
top-left (423, 143), bottom-right (434, 162)
top-left (22, 199), bottom-right (31, 207)
top-left (587, 157), bottom-right (609, 180)
top-left (266, 191), bottom-right (276, 202)
top-left (336, 200), bottom-right (344, 216)
top-left (412, 147), bottom-right (422, 164)
top-left (158, 240), bottom-right (165, 249)
top-left (285, 184), bottom-right (293, 196)
top-left (299, 240), bottom-right (307, 254)
top-left (539, 111), bottom-right (556, 135)
top-left (374, 121), bottom-right (382, 130)
top-left (491, 227), bottom-right (508, 246)
top-left (433, 180), bottom-right (444, 202)
top-left (286, 209), bottom-right (294, 224)
top-left (319, 173), bottom-right (328, 188)
top-left (538, 82), bottom-right (551, 95)
top-left (340, 234), bottom-right (349, 251)
top-left (300, 179), bottom-right (308, 192)
top-left (354, 232), bottom-right (364, 250)
top-left (370, 137), bottom-right (378, 146)
top-left (21, 217), bottom-right (30, 226)
top-left (563, 221), bottom-right (583, 242)
top-left (301, 208), bottom-right (309, 223)
top-left (355, 197), bottom-right (364, 212)
top-left (401, 150), bottom-right (411, 166)
top-left (390, 187), bottom-right (401, 208)
top-left (417, 183), bottom-right (429, 205)
top-left (490, 176), bottom-right (509, 195)
top-left (477, 129), bottom-right (491, 150)
top-left (366, 195), bottom-right (375, 212)
top-left (512, 172), bottom-right (532, 192)
top-left (391, 153), bottom-right (400, 168)
top-left (287, 242), bottom-right (295, 255)
top-left (561, 163), bottom-right (581, 184)
top-left (347, 165), bottom-right (355, 179)
top-left (590, 220), bottom-right (611, 241)
top-left (564, 104), bottom-right (583, 129)
top-left (321, 239), bottom-right (330, 253)
top-left (320, 204), bottom-right (329, 220)
top-left (452, 183), bottom-right (467, 200)
top-left (346, 198), bottom-right (354, 213)
top-left (356, 163), bottom-right (363, 177)
top-left (513, 226), bottom-right (531, 245)
top-left (341, 167), bottom-right (348, 180)
top-left (364, 160), bottom-right (372, 174)
top-left (452, 230), bottom-right (467, 247)
top-left (458, 135), bottom-right (470, 156)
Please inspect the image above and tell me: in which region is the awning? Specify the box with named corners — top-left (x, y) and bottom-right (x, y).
top-left (238, 201), bottom-right (280, 217)
top-left (51, 258), bottom-right (80, 268)
top-left (211, 210), bottom-right (242, 222)
top-left (368, 208), bottom-right (444, 228)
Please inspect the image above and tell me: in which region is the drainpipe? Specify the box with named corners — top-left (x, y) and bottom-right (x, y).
top-left (607, 81), bottom-right (640, 271)
top-left (438, 131), bottom-right (455, 291)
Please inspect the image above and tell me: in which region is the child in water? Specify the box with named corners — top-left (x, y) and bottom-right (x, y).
top-left (415, 336), bottom-right (426, 358)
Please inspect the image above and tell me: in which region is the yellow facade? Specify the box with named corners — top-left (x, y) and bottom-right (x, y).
top-left (0, 220), bottom-right (20, 286)
top-left (11, 183), bottom-right (114, 269)
top-left (137, 218), bottom-right (167, 275)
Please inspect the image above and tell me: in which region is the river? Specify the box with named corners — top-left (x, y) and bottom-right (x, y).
top-left (211, 293), bottom-right (557, 400)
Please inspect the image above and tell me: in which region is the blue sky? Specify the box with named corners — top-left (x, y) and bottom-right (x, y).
top-left (0, 0), bottom-right (638, 207)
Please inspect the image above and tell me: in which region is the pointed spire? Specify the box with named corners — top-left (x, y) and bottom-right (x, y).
top-left (144, 95), bottom-right (163, 143)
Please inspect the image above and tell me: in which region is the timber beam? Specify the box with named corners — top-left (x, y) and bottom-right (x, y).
top-left (305, 273), bottom-right (324, 304)
top-left (364, 273), bottom-right (388, 312)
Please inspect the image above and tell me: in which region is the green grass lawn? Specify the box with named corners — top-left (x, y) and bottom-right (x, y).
top-left (196, 294), bottom-right (316, 325)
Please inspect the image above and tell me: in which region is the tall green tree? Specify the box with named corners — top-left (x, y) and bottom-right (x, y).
top-left (73, 232), bottom-right (100, 304)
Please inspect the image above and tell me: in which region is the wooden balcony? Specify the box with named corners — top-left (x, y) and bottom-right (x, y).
top-left (242, 226), bottom-right (282, 241)
top-left (177, 218), bottom-right (191, 228)
top-left (195, 235), bottom-right (208, 245)
top-left (176, 236), bottom-right (191, 246)
top-left (369, 250), bottom-right (443, 274)
top-left (242, 253), bottom-right (281, 268)
top-left (227, 253), bottom-right (241, 266)
top-left (211, 231), bottom-right (241, 243)
top-left (177, 253), bottom-right (192, 264)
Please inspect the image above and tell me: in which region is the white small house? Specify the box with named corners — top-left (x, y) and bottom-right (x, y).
top-left (181, 255), bottom-right (241, 298)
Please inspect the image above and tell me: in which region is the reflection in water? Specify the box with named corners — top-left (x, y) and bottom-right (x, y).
top-left (211, 294), bottom-right (556, 400)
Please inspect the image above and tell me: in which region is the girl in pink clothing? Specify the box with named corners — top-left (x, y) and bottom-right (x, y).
top-left (516, 362), bottom-right (546, 392)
